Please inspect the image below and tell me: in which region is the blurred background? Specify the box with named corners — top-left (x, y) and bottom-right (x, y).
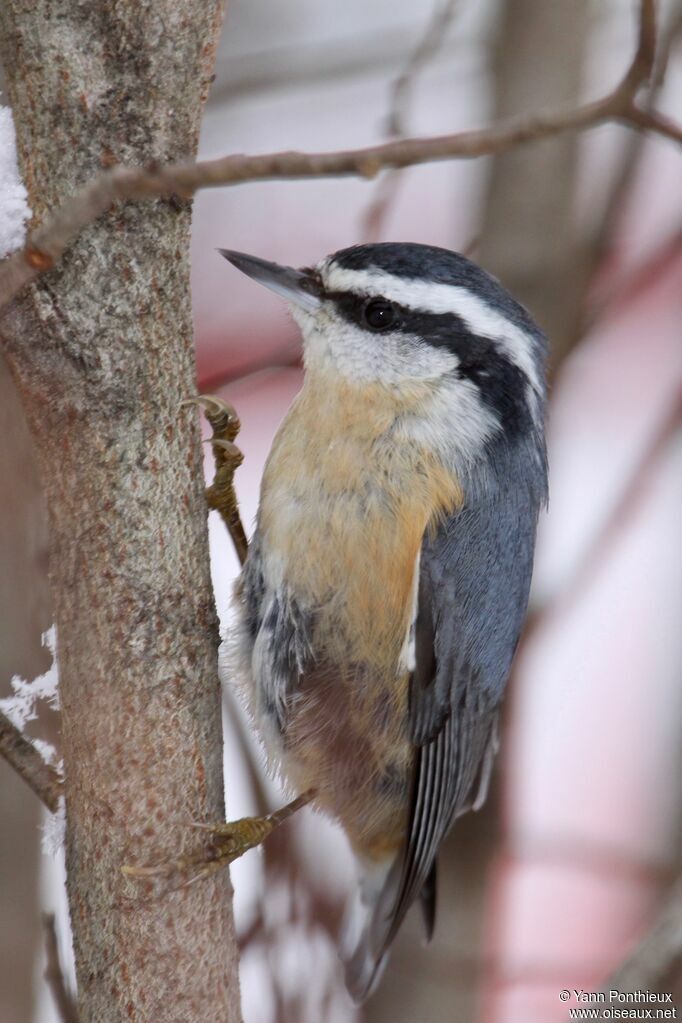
top-left (1, 1), bottom-right (681, 1021)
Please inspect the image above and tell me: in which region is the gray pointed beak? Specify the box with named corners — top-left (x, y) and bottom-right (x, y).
top-left (218, 249), bottom-right (322, 311)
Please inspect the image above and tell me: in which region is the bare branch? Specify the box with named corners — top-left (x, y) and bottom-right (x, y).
top-left (623, 103), bottom-right (682, 143)
top-left (540, 0), bottom-right (682, 367)
top-left (618, 0), bottom-right (659, 98)
top-left (43, 914), bottom-right (79, 1023)
top-left (0, 709), bottom-right (63, 813)
top-left (386, 0), bottom-right (462, 138)
top-left (362, 0), bottom-right (461, 241)
top-left (581, 0), bottom-right (682, 287)
top-left (0, 0), bottom-right (676, 310)
top-left (385, 0), bottom-right (461, 138)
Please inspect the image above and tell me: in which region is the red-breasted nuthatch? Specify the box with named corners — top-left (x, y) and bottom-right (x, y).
top-left (221, 242), bottom-right (548, 1002)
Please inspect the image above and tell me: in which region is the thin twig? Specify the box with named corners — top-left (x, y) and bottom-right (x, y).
top-left (590, 0), bottom-right (682, 270)
top-left (622, 103), bottom-right (682, 143)
top-left (386, 0), bottom-right (462, 138)
top-left (362, 0), bottom-right (461, 240)
top-left (43, 913), bottom-right (79, 1023)
top-left (0, 0), bottom-right (675, 310)
top-left (0, 708), bottom-right (63, 812)
top-left (535, 0), bottom-right (682, 377)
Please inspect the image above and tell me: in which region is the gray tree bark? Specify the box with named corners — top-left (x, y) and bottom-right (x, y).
top-left (0, 3), bottom-right (243, 1021)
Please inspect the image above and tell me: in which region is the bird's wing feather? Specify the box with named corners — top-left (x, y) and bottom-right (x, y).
top-left (358, 477), bottom-right (542, 981)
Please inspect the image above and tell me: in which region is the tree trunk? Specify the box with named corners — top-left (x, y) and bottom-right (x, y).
top-left (0, 2), bottom-right (242, 1021)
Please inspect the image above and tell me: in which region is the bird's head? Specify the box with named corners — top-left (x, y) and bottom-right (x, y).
top-left (220, 242), bottom-right (547, 488)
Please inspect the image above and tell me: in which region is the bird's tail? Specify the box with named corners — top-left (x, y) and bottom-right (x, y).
top-left (342, 852), bottom-right (437, 1004)
top-left (341, 855), bottom-right (395, 1004)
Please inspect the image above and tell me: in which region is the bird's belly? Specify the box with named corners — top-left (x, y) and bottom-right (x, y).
top-left (277, 662), bottom-right (412, 859)
top-left (255, 487), bottom-right (420, 857)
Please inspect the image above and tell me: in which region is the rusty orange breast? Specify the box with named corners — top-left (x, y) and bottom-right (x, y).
top-left (259, 372), bottom-right (463, 673)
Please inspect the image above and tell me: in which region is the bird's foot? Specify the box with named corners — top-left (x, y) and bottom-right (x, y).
top-left (122, 790), bottom-right (315, 890)
top-left (181, 394), bottom-right (248, 565)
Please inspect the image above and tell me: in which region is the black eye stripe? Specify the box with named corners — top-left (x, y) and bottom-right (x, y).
top-left (326, 289), bottom-right (407, 328)
top-left (323, 288), bottom-right (536, 438)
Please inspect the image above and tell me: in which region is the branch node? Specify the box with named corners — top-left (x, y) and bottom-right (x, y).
top-left (356, 156), bottom-right (383, 180)
top-left (25, 247), bottom-right (55, 271)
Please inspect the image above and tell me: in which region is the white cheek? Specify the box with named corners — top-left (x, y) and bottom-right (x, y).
top-left (291, 300), bottom-right (498, 468)
top-left (398, 375), bottom-right (500, 470)
top-left (292, 303), bottom-right (458, 385)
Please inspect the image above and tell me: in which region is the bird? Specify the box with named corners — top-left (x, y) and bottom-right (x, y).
top-left (218, 242), bottom-right (548, 1003)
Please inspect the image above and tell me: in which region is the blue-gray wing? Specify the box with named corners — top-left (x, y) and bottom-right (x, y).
top-left (387, 475), bottom-right (543, 950)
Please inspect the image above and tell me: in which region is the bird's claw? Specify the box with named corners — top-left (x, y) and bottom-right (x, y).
top-left (181, 394), bottom-right (241, 442)
top-left (122, 794), bottom-right (314, 893)
top-left (122, 814), bottom-right (279, 892)
top-left (182, 393), bottom-right (248, 563)
top-left (202, 436), bottom-right (244, 466)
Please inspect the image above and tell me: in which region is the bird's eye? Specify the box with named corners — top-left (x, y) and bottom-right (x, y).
top-left (363, 298), bottom-right (396, 331)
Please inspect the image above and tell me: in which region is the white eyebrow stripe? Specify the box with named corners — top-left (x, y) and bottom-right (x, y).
top-left (321, 262), bottom-right (543, 399)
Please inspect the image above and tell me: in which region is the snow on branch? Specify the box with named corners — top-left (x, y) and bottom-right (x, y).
top-left (0, 0), bottom-right (678, 311)
top-left (0, 101), bottom-right (31, 259)
top-left (0, 627), bottom-right (63, 813)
